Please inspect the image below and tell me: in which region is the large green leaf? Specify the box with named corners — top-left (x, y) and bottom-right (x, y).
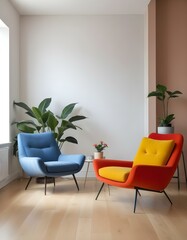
top-left (160, 114), bottom-right (175, 126)
top-left (47, 114), bottom-right (59, 131)
top-left (60, 103), bottom-right (77, 119)
top-left (32, 107), bottom-right (43, 125)
top-left (12, 119), bottom-right (37, 126)
top-left (147, 92), bottom-right (162, 97)
top-left (17, 123), bottom-right (36, 133)
top-left (58, 136), bottom-right (78, 144)
top-left (165, 114), bottom-right (175, 123)
top-left (172, 90), bottom-right (182, 95)
top-left (14, 101), bottom-right (35, 118)
top-left (69, 115), bottom-right (87, 122)
top-left (56, 126), bottom-right (65, 140)
top-left (61, 120), bottom-right (77, 129)
top-left (64, 136), bottom-right (78, 144)
top-left (156, 84), bottom-right (167, 92)
top-left (56, 121), bottom-right (76, 140)
top-left (14, 101), bottom-right (32, 112)
top-left (167, 90), bottom-right (183, 98)
top-left (42, 111), bottom-right (51, 124)
top-left (147, 92), bottom-right (164, 101)
top-left (38, 98), bottom-right (51, 113)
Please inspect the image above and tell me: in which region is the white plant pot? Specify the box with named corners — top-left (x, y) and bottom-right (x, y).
top-left (157, 126), bottom-right (174, 134)
top-left (94, 152), bottom-right (104, 159)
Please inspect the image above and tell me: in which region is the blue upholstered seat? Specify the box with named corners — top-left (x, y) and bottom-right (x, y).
top-left (17, 132), bottom-right (85, 194)
top-left (45, 161), bottom-right (80, 173)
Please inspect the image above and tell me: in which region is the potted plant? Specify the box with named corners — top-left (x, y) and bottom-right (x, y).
top-left (93, 141), bottom-right (108, 159)
top-left (148, 84), bottom-right (182, 133)
top-left (12, 98), bottom-right (87, 155)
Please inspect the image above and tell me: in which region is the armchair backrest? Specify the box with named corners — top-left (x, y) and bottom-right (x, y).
top-left (18, 132), bottom-right (61, 162)
top-left (148, 133), bottom-right (183, 169)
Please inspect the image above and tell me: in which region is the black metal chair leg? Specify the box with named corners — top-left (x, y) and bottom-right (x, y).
top-left (107, 184), bottom-right (110, 196)
top-left (177, 166), bottom-right (180, 190)
top-left (44, 176), bottom-right (47, 195)
top-left (137, 189), bottom-right (141, 196)
top-left (182, 151), bottom-right (187, 184)
top-left (72, 174), bottom-right (79, 191)
top-left (95, 183), bottom-right (105, 200)
top-left (53, 177), bottom-right (55, 187)
top-left (163, 190), bottom-right (172, 205)
top-left (25, 177), bottom-right (32, 190)
top-left (134, 188), bottom-right (138, 213)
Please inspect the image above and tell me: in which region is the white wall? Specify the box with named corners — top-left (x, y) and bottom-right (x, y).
top-left (0, 0), bottom-right (21, 186)
top-left (20, 15), bottom-right (145, 163)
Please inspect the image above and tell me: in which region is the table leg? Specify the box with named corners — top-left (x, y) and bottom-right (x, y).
top-left (84, 162), bottom-right (90, 187)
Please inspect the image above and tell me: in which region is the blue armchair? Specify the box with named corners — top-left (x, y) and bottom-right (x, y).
top-left (17, 132), bottom-right (85, 194)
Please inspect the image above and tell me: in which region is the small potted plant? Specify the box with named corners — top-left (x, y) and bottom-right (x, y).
top-left (93, 141), bottom-right (108, 159)
top-left (148, 84), bottom-right (182, 133)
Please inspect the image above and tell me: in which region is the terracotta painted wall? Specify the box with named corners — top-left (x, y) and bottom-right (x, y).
top-left (149, 0), bottom-right (187, 181)
top-left (148, 0), bottom-right (156, 133)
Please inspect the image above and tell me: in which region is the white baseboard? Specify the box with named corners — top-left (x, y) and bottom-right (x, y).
top-left (0, 171), bottom-right (21, 189)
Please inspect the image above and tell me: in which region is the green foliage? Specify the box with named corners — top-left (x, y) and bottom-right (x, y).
top-left (93, 141), bottom-right (108, 152)
top-left (148, 84), bottom-right (182, 126)
top-left (12, 98), bottom-right (87, 155)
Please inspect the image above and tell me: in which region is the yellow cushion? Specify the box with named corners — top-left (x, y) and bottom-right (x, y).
top-left (133, 137), bottom-right (175, 167)
top-left (99, 167), bottom-right (131, 182)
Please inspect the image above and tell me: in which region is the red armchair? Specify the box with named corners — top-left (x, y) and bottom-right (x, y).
top-left (93, 133), bottom-right (183, 212)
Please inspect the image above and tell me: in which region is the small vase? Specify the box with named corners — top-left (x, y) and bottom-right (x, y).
top-left (94, 152), bottom-right (104, 159)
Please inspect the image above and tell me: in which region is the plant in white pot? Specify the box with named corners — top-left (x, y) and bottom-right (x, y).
top-left (148, 84), bottom-right (182, 133)
top-left (93, 141), bottom-right (108, 159)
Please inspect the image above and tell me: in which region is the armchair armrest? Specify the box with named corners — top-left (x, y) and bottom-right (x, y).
top-left (58, 154), bottom-right (85, 168)
top-left (93, 159), bottom-right (133, 170)
top-left (19, 157), bottom-right (47, 177)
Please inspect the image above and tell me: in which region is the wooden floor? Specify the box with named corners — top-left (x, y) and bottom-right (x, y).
top-left (0, 177), bottom-right (187, 240)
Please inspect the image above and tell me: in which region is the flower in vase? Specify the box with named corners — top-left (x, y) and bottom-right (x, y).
top-left (93, 141), bottom-right (108, 152)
